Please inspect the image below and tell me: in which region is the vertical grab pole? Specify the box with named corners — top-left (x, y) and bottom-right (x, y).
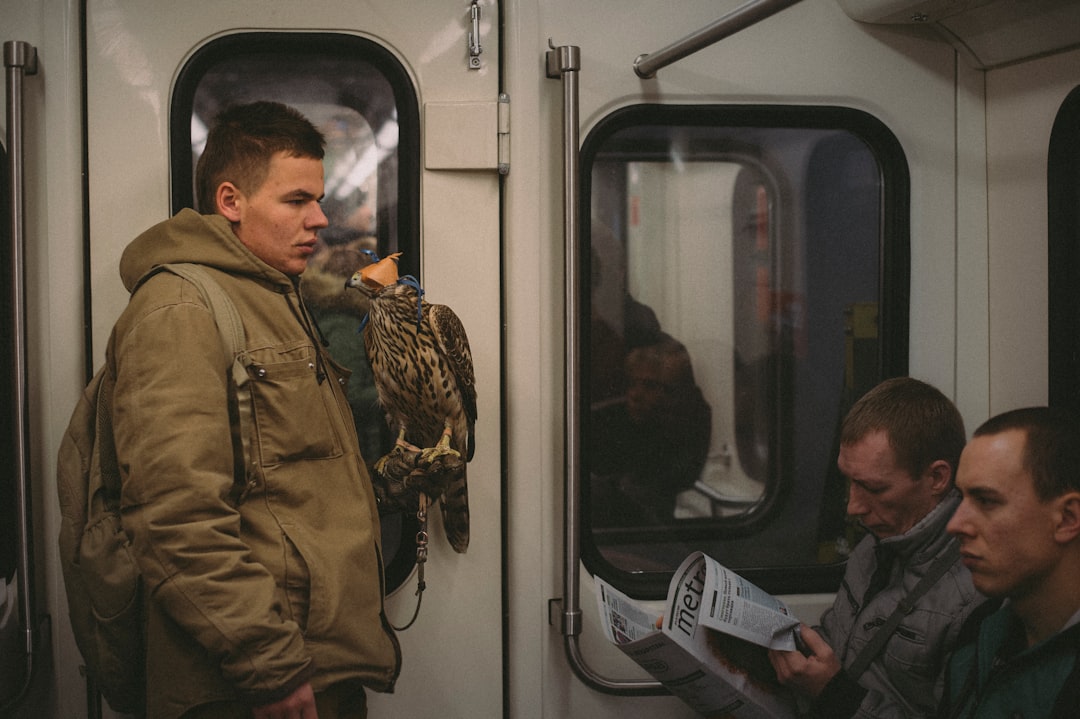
top-left (546, 38), bottom-right (583, 641)
top-left (545, 41), bottom-right (664, 695)
top-left (3, 39), bottom-right (40, 712)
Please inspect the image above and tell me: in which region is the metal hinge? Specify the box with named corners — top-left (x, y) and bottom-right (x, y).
top-left (497, 93), bottom-right (510, 175)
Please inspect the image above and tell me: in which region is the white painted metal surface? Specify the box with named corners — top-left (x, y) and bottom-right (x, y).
top-left (2, 0), bottom-right (1079, 716)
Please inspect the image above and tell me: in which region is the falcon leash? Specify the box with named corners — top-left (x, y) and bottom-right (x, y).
top-left (391, 492), bottom-right (428, 632)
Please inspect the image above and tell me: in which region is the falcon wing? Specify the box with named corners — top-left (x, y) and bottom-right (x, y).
top-left (429, 302), bottom-right (477, 461)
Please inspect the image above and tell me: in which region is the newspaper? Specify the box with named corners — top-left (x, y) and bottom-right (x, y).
top-left (596, 551), bottom-right (801, 718)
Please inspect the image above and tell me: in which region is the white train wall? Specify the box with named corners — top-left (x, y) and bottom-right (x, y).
top-left (3, 0), bottom-right (1079, 717)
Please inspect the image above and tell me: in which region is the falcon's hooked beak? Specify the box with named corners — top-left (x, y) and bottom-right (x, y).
top-left (345, 252), bottom-right (402, 293)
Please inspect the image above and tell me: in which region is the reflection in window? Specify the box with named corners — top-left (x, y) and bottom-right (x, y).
top-left (582, 106), bottom-right (909, 598)
top-left (170, 33), bottom-right (420, 592)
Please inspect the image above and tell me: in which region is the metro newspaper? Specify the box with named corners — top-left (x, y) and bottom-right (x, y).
top-left (596, 552), bottom-right (803, 718)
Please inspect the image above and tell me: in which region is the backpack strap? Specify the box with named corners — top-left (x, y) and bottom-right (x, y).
top-left (159, 263), bottom-right (256, 472)
top-left (847, 539), bottom-right (962, 680)
top-left (160, 264), bottom-right (249, 380)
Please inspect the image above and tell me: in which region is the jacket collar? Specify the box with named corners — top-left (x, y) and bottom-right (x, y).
top-left (876, 487), bottom-right (961, 564)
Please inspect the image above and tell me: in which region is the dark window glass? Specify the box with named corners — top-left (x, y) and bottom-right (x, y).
top-left (582, 105), bottom-right (909, 598)
top-left (1048, 85), bottom-right (1080, 412)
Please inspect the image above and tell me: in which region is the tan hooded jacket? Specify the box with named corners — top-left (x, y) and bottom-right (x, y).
top-left (108, 209), bottom-right (399, 718)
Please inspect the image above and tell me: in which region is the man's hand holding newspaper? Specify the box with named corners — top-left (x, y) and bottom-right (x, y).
top-left (596, 552), bottom-right (802, 718)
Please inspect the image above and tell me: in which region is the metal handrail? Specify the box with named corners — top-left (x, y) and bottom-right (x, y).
top-left (3, 38), bottom-right (40, 713)
top-left (633, 0), bottom-right (803, 78)
top-left (546, 40), bottom-right (666, 696)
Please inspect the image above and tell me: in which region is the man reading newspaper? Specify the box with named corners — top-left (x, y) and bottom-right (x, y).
top-left (767, 378), bottom-right (981, 719)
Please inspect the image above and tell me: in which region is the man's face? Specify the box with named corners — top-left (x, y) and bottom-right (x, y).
top-left (838, 430), bottom-right (939, 539)
top-left (625, 361), bottom-right (666, 422)
top-left (229, 151), bottom-right (328, 276)
top-left (948, 429), bottom-right (1060, 600)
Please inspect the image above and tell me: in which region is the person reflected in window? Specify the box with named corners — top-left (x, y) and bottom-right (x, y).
top-left (590, 334), bottom-right (712, 526)
top-left (588, 242), bottom-right (662, 405)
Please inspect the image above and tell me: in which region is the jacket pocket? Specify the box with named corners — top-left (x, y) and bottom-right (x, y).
top-left (247, 354), bottom-right (343, 464)
top-left (884, 619), bottom-right (933, 673)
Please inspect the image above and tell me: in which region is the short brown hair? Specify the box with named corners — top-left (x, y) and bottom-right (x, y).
top-left (625, 336), bottom-right (697, 391)
top-left (973, 406), bottom-right (1080, 501)
top-left (194, 101), bottom-right (325, 214)
top-left (840, 377), bottom-right (966, 480)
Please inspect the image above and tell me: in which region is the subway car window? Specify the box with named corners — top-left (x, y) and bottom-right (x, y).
top-left (169, 33), bottom-right (421, 592)
top-left (1048, 84), bottom-right (1080, 412)
top-left (582, 105), bottom-right (909, 598)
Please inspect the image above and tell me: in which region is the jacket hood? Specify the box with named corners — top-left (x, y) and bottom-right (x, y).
top-left (119, 208), bottom-right (290, 293)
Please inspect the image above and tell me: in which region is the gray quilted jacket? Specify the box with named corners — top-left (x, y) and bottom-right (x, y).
top-left (815, 490), bottom-right (982, 719)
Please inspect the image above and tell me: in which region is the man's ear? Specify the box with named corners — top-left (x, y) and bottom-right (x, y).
top-left (1053, 492), bottom-right (1080, 544)
top-left (926, 459), bottom-right (953, 497)
top-left (216, 182), bottom-right (243, 223)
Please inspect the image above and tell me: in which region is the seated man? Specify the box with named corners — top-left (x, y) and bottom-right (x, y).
top-left (589, 334), bottom-right (711, 525)
top-left (769, 377), bottom-right (981, 718)
top-left (939, 406), bottom-right (1080, 719)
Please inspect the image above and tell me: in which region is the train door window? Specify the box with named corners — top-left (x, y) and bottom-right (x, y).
top-left (582, 105), bottom-right (909, 598)
top-left (169, 32), bottom-right (421, 592)
top-left (1048, 84), bottom-right (1080, 411)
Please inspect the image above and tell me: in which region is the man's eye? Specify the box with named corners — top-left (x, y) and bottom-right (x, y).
top-left (962, 491), bottom-right (997, 508)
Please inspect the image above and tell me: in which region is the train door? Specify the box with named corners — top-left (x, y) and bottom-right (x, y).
top-left (84, 2), bottom-right (502, 717)
top-left (503, 1), bottom-right (959, 716)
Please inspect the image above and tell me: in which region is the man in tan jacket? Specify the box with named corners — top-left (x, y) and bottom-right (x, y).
top-left (110, 102), bottom-right (398, 718)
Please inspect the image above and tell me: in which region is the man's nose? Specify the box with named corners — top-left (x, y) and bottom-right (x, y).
top-left (946, 502), bottom-right (969, 537)
top-left (847, 488), bottom-right (867, 517)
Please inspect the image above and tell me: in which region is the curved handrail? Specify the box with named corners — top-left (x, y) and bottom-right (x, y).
top-left (546, 40), bottom-right (667, 696)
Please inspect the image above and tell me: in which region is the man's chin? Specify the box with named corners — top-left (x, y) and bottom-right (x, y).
top-left (965, 569), bottom-right (1002, 597)
top-left (864, 524), bottom-right (897, 540)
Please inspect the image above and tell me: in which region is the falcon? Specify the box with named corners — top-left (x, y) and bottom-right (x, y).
top-left (346, 252), bottom-right (476, 553)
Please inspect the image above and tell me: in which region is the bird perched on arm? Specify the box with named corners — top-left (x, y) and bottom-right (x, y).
top-left (346, 252), bottom-right (476, 553)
